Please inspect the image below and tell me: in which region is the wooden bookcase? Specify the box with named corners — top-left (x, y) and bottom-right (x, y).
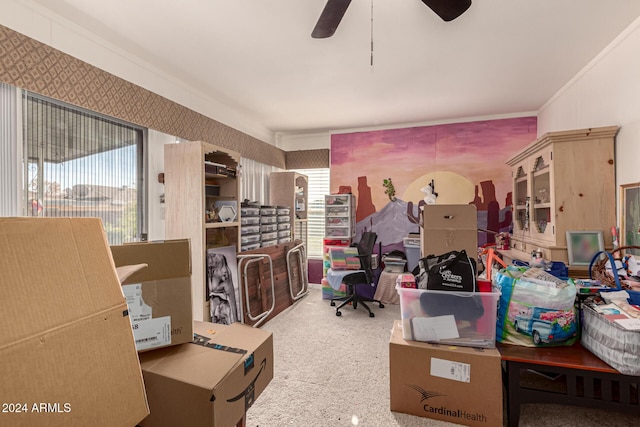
top-left (269, 171), bottom-right (308, 247)
top-left (505, 126), bottom-right (618, 264)
top-left (164, 141), bottom-right (241, 321)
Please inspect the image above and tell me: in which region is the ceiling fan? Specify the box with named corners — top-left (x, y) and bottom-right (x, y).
top-left (311, 0), bottom-right (472, 39)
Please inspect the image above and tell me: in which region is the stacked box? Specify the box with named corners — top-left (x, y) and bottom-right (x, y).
top-left (260, 206), bottom-right (278, 247)
top-left (420, 204), bottom-right (478, 259)
top-left (240, 203), bottom-right (261, 251)
top-left (276, 206), bottom-right (292, 244)
top-left (139, 321), bottom-right (274, 427)
top-left (110, 239), bottom-right (193, 352)
top-left (321, 238), bottom-right (351, 300)
top-left (390, 321), bottom-right (503, 427)
top-left (0, 218), bottom-right (149, 426)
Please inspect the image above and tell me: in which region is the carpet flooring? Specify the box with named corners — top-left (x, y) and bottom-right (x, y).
top-left (245, 284), bottom-right (638, 426)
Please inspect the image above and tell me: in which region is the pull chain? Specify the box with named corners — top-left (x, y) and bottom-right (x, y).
top-left (370, 0), bottom-right (374, 67)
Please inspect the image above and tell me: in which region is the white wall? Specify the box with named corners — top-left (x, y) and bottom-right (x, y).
top-left (277, 132), bottom-right (331, 151)
top-left (538, 17), bottom-right (640, 191)
top-left (146, 130), bottom-right (177, 241)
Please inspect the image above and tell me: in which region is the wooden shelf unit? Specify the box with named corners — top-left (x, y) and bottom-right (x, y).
top-left (269, 171), bottom-right (309, 247)
top-left (164, 141), bottom-right (241, 321)
top-left (506, 126), bottom-right (618, 264)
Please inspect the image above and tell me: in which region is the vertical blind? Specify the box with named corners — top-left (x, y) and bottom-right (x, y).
top-left (23, 92), bottom-right (144, 244)
top-left (292, 168), bottom-right (330, 259)
top-left (0, 82), bottom-right (19, 216)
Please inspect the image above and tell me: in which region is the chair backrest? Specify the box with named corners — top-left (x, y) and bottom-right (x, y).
top-left (357, 231), bottom-right (377, 284)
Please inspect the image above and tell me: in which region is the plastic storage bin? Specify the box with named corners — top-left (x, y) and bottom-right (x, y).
top-left (240, 206), bottom-right (260, 216)
top-left (403, 237), bottom-right (420, 273)
top-left (261, 231), bottom-right (278, 241)
top-left (241, 225), bottom-right (260, 235)
top-left (260, 215), bottom-right (277, 225)
top-left (241, 234), bottom-right (261, 245)
top-left (260, 207), bottom-right (277, 216)
top-left (261, 239), bottom-right (278, 248)
top-left (278, 222), bottom-right (291, 230)
top-left (384, 260), bottom-right (406, 273)
top-left (241, 216), bottom-right (260, 226)
top-left (241, 242), bottom-right (261, 252)
top-left (396, 284), bottom-right (500, 348)
top-left (260, 223), bottom-right (278, 233)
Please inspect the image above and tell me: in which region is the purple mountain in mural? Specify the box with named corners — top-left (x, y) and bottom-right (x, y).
top-left (355, 199), bottom-right (419, 246)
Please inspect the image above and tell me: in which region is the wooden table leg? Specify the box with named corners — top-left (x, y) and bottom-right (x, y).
top-left (505, 361), bottom-right (522, 427)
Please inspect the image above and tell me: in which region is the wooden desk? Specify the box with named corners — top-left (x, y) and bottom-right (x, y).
top-left (495, 248), bottom-right (590, 278)
top-left (497, 342), bottom-right (640, 426)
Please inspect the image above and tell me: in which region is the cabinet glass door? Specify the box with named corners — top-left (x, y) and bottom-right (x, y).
top-left (513, 164), bottom-right (529, 233)
top-left (531, 151), bottom-right (553, 240)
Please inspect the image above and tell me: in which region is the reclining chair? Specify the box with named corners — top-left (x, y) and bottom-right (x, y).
top-left (330, 231), bottom-right (384, 317)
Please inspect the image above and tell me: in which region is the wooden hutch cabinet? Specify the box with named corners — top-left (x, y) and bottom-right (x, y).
top-left (505, 126), bottom-right (618, 265)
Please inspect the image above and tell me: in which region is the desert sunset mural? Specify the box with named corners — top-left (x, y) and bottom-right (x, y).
top-left (330, 117), bottom-right (537, 249)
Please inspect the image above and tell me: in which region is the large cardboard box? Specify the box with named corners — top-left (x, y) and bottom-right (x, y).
top-left (110, 239), bottom-right (193, 351)
top-left (420, 204), bottom-right (478, 260)
top-left (0, 218), bottom-right (149, 427)
top-left (139, 321), bottom-right (274, 427)
top-left (389, 321), bottom-right (502, 426)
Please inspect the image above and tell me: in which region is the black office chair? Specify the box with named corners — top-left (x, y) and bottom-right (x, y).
top-left (330, 231), bottom-right (385, 317)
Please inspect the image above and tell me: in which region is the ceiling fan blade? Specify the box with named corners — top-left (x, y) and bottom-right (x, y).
top-left (311, 0), bottom-right (352, 39)
top-left (421, 0), bottom-right (472, 22)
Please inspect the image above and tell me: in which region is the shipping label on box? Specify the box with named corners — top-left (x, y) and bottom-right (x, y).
top-left (389, 321), bottom-right (502, 427)
top-left (123, 283), bottom-right (173, 350)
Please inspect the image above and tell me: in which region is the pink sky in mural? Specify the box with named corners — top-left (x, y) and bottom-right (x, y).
top-left (331, 117), bottom-right (537, 210)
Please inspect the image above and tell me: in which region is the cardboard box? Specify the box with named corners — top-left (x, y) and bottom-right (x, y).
top-left (110, 239), bottom-right (193, 351)
top-left (0, 218), bottom-right (149, 427)
top-left (139, 321), bottom-right (274, 427)
top-left (420, 204), bottom-right (478, 260)
top-left (389, 321), bottom-right (503, 427)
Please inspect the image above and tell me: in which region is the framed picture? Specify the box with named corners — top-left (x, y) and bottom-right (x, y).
top-left (206, 245), bottom-right (240, 325)
top-left (566, 231), bottom-right (604, 266)
top-left (620, 183), bottom-right (640, 255)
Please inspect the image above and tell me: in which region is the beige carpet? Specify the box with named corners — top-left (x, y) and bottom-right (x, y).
top-left (245, 284), bottom-right (638, 426)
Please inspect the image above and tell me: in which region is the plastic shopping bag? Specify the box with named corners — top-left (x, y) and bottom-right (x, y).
top-left (494, 266), bottom-right (578, 347)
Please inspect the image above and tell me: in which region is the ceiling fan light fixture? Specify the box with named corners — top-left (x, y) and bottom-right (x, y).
top-left (421, 0), bottom-right (472, 22)
top-left (311, 0), bottom-right (471, 40)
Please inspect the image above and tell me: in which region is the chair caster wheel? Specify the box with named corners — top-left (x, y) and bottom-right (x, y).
top-left (336, 311), bottom-right (342, 316)
top-left (330, 301), bottom-right (336, 306)
top-left (379, 303), bottom-right (385, 309)
top-left (369, 312), bottom-right (375, 318)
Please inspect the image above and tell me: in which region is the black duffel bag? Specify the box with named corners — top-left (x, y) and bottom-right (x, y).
top-left (425, 249), bottom-right (477, 292)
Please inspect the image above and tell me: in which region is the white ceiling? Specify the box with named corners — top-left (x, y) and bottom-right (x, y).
top-left (26, 0), bottom-right (640, 138)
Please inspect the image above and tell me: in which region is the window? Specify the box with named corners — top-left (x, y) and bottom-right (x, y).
top-left (23, 92), bottom-right (145, 244)
top-left (292, 168), bottom-right (329, 259)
